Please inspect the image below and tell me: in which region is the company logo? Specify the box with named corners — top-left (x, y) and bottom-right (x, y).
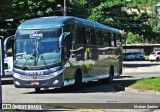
top-left (32, 76), bottom-right (37, 79)
top-left (30, 31), bottom-right (43, 38)
top-left (25, 71), bottom-right (44, 76)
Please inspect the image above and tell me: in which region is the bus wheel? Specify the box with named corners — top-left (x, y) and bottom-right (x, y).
top-left (35, 88), bottom-right (41, 92)
top-left (156, 58), bottom-right (160, 62)
top-left (106, 67), bottom-right (114, 83)
top-left (74, 69), bottom-right (82, 90)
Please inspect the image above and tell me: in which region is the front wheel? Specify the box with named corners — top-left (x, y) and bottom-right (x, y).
top-left (106, 67), bottom-right (114, 83)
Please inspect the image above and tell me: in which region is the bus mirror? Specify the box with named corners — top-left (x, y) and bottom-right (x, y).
top-left (59, 32), bottom-right (70, 48)
top-left (4, 35), bottom-right (15, 52)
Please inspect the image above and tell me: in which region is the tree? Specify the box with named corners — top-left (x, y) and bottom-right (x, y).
top-left (87, 0), bottom-right (159, 44)
top-left (0, 0), bottom-right (59, 37)
top-left (0, 0), bottom-right (159, 43)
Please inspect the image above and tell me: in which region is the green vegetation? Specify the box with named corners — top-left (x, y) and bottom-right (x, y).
top-left (129, 77), bottom-right (160, 91)
top-left (145, 55), bottom-right (149, 61)
top-left (55, 105), bottom-right (105, 112)
top-left (0, 0), bottom-right (160, 43)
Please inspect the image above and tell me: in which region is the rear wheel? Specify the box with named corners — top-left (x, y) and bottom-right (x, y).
top-left (106, 66), bottom-right (114, 83)
top-left (74, 69), bottom-right (82, 90)
top-left (100, 66), bottom-right (114, 84)
top-left (156, 57), bottom-right (160, 62)
top-left (35, 88), bottom-right (41, 92)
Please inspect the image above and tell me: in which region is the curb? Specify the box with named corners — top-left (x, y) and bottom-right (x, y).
top-left (1, 77), bottom-right (13, 85)
top-left (125, 87), bottom-right (160, 94)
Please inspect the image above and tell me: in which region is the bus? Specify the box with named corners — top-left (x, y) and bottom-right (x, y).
top-left (13, 16), bottom-right (122, 92)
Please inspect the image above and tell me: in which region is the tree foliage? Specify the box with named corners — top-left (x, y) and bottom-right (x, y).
top-left (0, 0), bottom-right (160, 43)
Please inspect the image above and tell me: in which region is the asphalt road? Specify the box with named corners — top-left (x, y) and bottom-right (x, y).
top-left (2, 61), bottom-right (160, 111)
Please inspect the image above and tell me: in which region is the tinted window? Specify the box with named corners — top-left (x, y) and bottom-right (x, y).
top-left (75, 26), bottom-right (86, 44)
top-left (16, 28), bottom-right (62, 39)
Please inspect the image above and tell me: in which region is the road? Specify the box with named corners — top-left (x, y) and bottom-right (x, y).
top-left (2, 61), bottom-right (160, 110)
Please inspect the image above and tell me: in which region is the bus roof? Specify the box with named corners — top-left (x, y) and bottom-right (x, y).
top-left (18, 16), bottom-right (121, 34)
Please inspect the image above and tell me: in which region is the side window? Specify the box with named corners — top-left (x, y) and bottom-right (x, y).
top-left (88, 28), bottom-right (96, 45)
top-left (64, 24), bottom-right (74, 58)
top-left (102, 31), bottom-right (110, 47)
top-left (85, 28), bottom-right (90, 44)
top-left (116, 34), bottom-right (122, 47)
top-left (96, 30), bottom-right (102, 46)
top-left (75, 26), bottom-right (86, 45)
top-left (111, 33), bottom-right (116, 47)
top-left (108, 32), bottom-right (111, 46)
top-left (64, 24), bottom-right (74, 36)
top-left (64, 36), bottom-right (72, 59)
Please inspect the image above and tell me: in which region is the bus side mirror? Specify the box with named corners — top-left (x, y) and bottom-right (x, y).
top-left (59, 32), bottom-right (70, 48)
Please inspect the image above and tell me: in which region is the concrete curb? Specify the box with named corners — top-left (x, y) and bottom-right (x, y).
top-left (1, 77), bottom-right (13, 85)
top-left (125, 87), bottom-right (160, 94)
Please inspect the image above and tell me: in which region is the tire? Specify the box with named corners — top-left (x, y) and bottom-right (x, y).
top-left (106, 66), bottom-right (114, 83)
top-left (74, 69), bottom-right (82, 90)
top-left (156, 58), bottom-right (160, 62)
top-left (35, 88), bottom-right (41, 92)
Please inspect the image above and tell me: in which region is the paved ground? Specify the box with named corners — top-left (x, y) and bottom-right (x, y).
top-left (1, 61), bottom-right (160, 112)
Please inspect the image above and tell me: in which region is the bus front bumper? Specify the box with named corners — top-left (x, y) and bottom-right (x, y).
top-left (13, 74), bottom-right (64, 88)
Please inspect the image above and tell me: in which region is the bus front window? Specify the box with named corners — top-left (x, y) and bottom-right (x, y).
top-left (14, 28), bottom-right (62, 68)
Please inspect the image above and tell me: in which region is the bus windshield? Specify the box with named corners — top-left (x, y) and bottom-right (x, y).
top-left (14, 28), bottom-right (62, 68)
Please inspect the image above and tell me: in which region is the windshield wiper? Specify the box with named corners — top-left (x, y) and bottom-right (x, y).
top-left (39, 54), bottom-right (50, 69)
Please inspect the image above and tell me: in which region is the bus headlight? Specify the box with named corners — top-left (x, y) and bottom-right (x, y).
top-left (15, 81), bottom-right (20, 85)
top-left (53, 80), bottom-right (59, 84)
top-left (13, 73), bottom-right (20, 78)
top-left (51, 69), bottom-right (63, 76)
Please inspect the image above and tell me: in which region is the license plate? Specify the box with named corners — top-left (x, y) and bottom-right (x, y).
top-left (31, 82), bottom-right (39, 85)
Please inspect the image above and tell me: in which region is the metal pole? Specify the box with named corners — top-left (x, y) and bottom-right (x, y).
top-left (64, 0), bottom-right (66, 16)
top-left (0, 36), bottom-right (4, 77)
top-left (125, 37), bottom-right (127, 53)
top-left (0, 36), bottom-right (3, 110)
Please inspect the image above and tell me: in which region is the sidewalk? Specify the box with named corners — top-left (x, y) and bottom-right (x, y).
top-left (1, 76), bottom-right (13, 84)
top-left (125, 87), bottom-right (160, 95)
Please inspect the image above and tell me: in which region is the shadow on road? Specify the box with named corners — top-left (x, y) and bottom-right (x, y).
top-left (23, 76), bottom-right (138, 94)
top-left (23, 80), bottom-right (119, 94)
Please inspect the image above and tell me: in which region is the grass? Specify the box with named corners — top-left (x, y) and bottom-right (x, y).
top-left (129, 77), bottom-right (160, 91)
top-left (145, 56), bottom-right (149, 60)
top-left (145, 55), bottom-right (149, 61)
top-left (54, 105), bottom-right (105, 112)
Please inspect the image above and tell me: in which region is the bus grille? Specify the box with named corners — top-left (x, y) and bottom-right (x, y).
top-left (19, 75), bottom-right (54, 80)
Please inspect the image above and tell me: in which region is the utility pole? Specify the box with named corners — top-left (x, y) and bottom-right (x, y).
top-left (0, 36), bottom-right (3, 110)
top-left (63, 0), bottom-right (67, 16)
